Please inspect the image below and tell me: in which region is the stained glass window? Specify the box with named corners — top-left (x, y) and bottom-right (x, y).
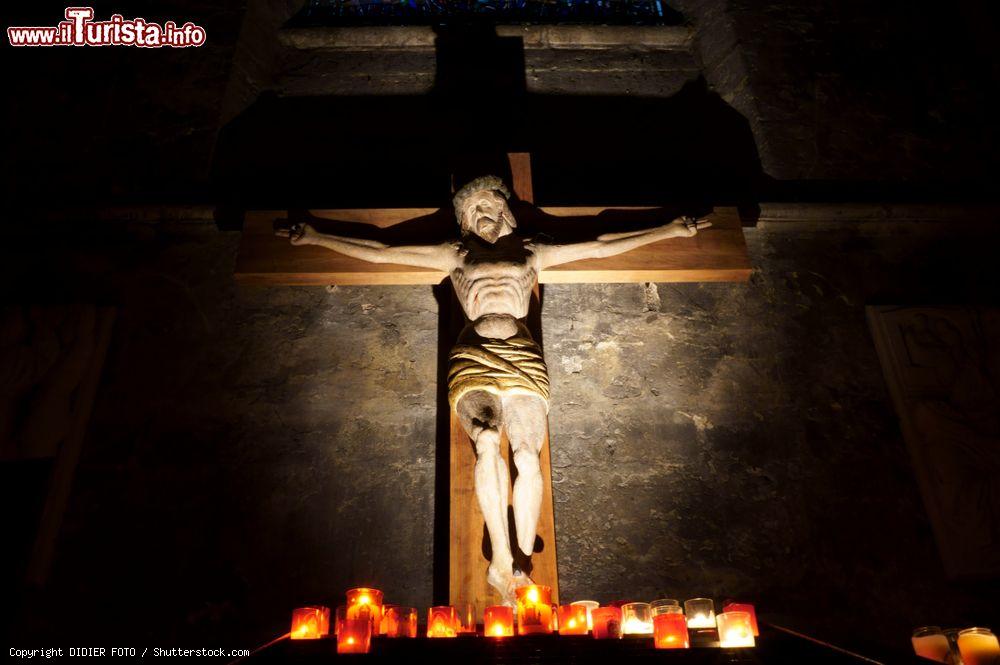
top-left (299, 1), bottom-right (677, 25)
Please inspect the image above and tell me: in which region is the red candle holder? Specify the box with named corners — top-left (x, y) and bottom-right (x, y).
top-left (290, 606), bottom-right (330, 640)
top-left (591, 607), bottom-right (623, 640)
top-left (427, 606), bottom-right (458, 638)
top-left (557, 605), bottom-right (589, 635)
top-left (484, 605), bottom-right (514, 638)
top-left (722, 602), bottom-right (759, 636)
top-left (334, 605), bottom-right (346, 636)
top-left (337, 618), bottom-right (372, 654)
top-left (653, 610), bottom-right (690, 649)
top-left (346, 587), bottom-right (383, 629)
top-left (382, 606), bottom-right (417, 638)
top-left (457, 602), bottom-right (476, 634)
top-left (515, 585), bottom-right (553, 635)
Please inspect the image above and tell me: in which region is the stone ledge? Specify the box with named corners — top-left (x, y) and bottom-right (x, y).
top-left (279, 25), bottom-right (692, 51)
top-left (757, 202), bottom-right (1000, 224)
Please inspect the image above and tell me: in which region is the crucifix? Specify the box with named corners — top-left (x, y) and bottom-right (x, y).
top-left (236, 153), bottom-right (750, 616)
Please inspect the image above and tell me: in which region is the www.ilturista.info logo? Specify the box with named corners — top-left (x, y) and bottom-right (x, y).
top-left (7, 7), bottom-right (206, 47)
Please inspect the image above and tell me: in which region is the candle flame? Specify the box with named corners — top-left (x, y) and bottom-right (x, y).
top-left (347, 637), bottom-right (355, 645)
top-left (527, 588), bottom-right (539, 604)
top-left (568, 619), bottom-right (577, 629)
top-left (358, 595), bottom-right (370, 605)
top-left (492, 624), bottom-right (505, 637)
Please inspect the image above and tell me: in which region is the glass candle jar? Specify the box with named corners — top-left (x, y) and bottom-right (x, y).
top-left (557, 604), bottom-right (589, 635)
top-left (382, 606), bottom-right (417, 638)
top-left (290, 606), bottom-right (330, 640)
top-left (717, 611), bottom-right (755, 648)
top-left (337, 619), bottom-right (372, 654)
top-left (591, 607), bottom-right (623, 640)
top-left (958, 627), bottom-right (1000, 665)
top-left (456, 603), bottom-right (476, 634)
top-left (346, 588), bottom-right (383, 628)
top-left (911, 626), bottom-right (952, 663)
top-left (515, 585), bottom-right (554, 635)
top-left (653, 607), bottom-right (689, 649)
top-left (722, 603), bottom-right (759, 636)
top-left (571, 601), bottom-right (600, 630)
top-left (427, 606), bottom-right (458, 638)
top-left (484, 605), bottom-right (514, 637)
top-left (621, 603), bottom-right (654, 635)
top-left (651, 599), bottom-right (681, 616)
top-left (684, 598), bottom-right (716, 628)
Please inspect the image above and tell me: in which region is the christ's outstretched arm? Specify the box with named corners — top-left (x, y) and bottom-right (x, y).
top-left (276, 222), bottom-right (457, 271)
top-left (533, 215), bottom-right (712, 270)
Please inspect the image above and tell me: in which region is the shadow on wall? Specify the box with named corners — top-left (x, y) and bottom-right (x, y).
top-left (212, 23), bottom-right (766, 217)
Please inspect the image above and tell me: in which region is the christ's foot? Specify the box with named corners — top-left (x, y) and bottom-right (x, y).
top-left (487, 563), bottom-right (516, 607)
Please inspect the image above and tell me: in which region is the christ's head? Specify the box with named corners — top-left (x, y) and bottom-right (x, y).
top-left (453, 175), bottom-right (516, 243)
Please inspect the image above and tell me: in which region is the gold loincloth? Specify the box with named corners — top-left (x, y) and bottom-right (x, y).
top-left (448, 335), bottom-right (550, 411)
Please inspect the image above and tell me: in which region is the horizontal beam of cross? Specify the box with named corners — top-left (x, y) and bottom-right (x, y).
top-left (235, 205), bottom-right (750, 285)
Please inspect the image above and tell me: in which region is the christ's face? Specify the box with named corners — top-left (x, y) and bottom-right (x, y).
top-left (461, 190), bottom-right (515, 243)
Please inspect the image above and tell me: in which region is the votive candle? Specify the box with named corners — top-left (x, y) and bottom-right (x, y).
top-left (383, 606), bottom-right (417, 638)
top-left (958, 627), bottom-right (1000, 665)
top-left (346, 587), bottom-right (383, 628)
top-left (684, 598), bottom-right (715, 628)
top-left (558, 604), bottom-right (589, 635)
top-left (484, 605), bottom-right (514, 637)
top-left (621, 602), bottom-right (654, 635)
top-left (717, 611), bottom-right (755, 648)
top-left (337, 619), bottom-right (372, 654)
top-left (911, 626), bottom-right (951, 663)
top-left (515, 585), bottom-right (554, 635)
top-left (427, 606), bottom-right (458, 638)
top-left (457, 603), bottom-right (476, 634)
top-left (591, 606), bottom-right (623, 640)
top-left (651, 599), bottom-right (681, 616)
top-left (290, 606), bottom-right (330, 640)
top-left (653, 608), bottom-right (689, 649)
top-left (722, 602), bottom-right (759, 636)
top-left (571, 601), bottom-right (599, 630)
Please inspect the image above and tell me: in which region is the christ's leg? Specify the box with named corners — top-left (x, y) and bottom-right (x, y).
top-left (502, 393), bottom-right (548, 558)
top-left (456, 390), bottom-right (515, 603)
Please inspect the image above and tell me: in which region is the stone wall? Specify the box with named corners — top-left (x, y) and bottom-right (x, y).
top-left (8, 216), bottom-right (995, 658)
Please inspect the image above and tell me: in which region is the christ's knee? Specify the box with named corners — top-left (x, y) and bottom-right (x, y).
top-left (512, 447), bottom-right (541, 479)
top-left (475, 427), bottom-right (501, 459)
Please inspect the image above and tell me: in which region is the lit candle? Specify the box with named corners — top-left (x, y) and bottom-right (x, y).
top-left (290, 606), bottom-right (330, 640)
top-left (722, 602), bottom-right (759, 636)
top-left (427, 606), bottom-right (458, 638)
top-left (334, 605), bottom-right (346, 636)
top-left (911, 627), bottom-right (951, 663)
top-left (653, 607), bottom-right (689, 649)
top-left (484, 605), bottom-right (514, 638)
top-left (684, 598), bottom-right (715, 629)
top-left (651, 599), bottom-right (681, 616)
top-left (717, 611), bottom-right (755, 648)
top-left (957, 627), bottom-right (1000, 665)
top-left (337, 618), bottom-right (372, 654)
top-left (621, 602), bottom-right (654, 635)
top-left (515, 585), bottom-right (554, 635)
top-left (571, 601), bottom-right (599, 630)
top-left (346, 587), bottom-right (384, 630)
top-left (591, 607), bottom-right (623, 640)
top-left (382, 606), bottom-right (418, 638)
top-left (457, 603), bottom-right (476, 634)
top-left (557, 604), bottom-right (589, 635)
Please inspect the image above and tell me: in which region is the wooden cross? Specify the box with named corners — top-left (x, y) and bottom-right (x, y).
top-left (235, 153), bottom-right (750, 617)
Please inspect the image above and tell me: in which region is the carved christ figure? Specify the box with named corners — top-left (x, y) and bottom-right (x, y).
top-left (278, 176), bottom-right (710, 605)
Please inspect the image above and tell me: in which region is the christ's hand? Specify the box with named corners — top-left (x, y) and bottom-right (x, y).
top-left (667, 215), bottom-right (713, 238)
top-left (275, 222), bottom-right (315, 245)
